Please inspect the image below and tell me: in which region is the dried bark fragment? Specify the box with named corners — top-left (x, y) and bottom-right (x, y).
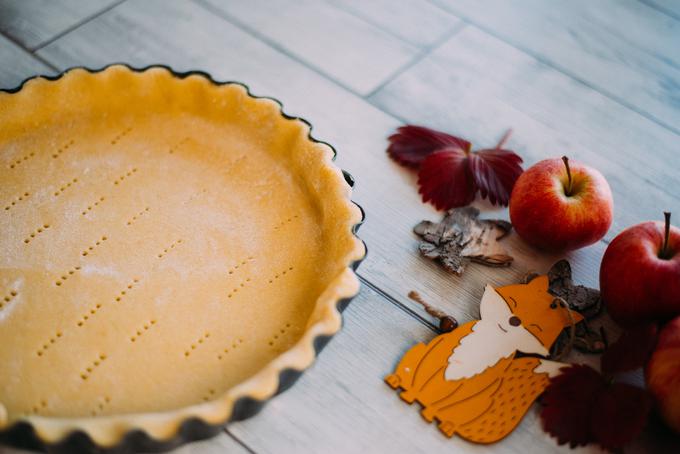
top-left (552, 321), bottom-right (607, 356)
top-left (413, 207), bottom-right (513, 275)
top-left (532, 260), bottom-right (605, 355)
top-left (547, 260), bottom-right (602, 319)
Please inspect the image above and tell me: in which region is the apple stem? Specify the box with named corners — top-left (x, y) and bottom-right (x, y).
top-left (495, 129), bottom-right (513, 150)
top-left (562, 156), bottom-right (573, 196)
top-left (661, 211), bottom-right (672, 259)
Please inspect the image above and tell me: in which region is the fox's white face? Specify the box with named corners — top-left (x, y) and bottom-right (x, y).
top-left (445, 285), bottom-right (548, 381)
top-left (479, 284), bottom-right (549, 356)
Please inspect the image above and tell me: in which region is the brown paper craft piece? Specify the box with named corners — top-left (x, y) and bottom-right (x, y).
top-left (385, 275), bottom-right (584, 443)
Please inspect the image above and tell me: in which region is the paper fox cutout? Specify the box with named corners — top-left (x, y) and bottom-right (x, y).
top-left (385, 275), bottom-right (584, 444)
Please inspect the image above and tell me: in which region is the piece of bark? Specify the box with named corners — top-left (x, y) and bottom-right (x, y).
top-left (414, 207), bottom-right (513, 275)
top-left (529, 260), bottom-right (605, 355)
top-left (552, 320), bottom-right (608, 356)
top-left (547, 260), bottom-right (602, 319)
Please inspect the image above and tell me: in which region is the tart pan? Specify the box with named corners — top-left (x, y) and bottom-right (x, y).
top-left (0, 64), bottom-right (366, 453)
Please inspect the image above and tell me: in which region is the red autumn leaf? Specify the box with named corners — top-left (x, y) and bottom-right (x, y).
top-left (469, 148), bottom-right (524, 206)
top-left (386, 125), bottom-right (523, 209)
top-left (541, 364), bottom-right (604, 448)
top-left (541, 364), bottom-right (653, 451)
top-left (417, 149), bottom-right (476, 210)
top-left (590, 382), bottom-right (652, 450)
top-left (601, 323), bottom-right (658, 377)
top-left (387, 125), bottom-right (471, 168)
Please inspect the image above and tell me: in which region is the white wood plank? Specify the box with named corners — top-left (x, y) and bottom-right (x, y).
top-left (0, 35), bottom-right (53, 90)
top-left (199, 0), bottom-right (419, 95)
top-left (0, 0), bottom-right (118, 49)
top-left (0, 431), bottom-right (251, 454)
top-left (430, 0), bottom-right (680, 134)
top-left (228, 285), bottom-right (598, 453)
top-left (327, 0), bottom-right (461, 49)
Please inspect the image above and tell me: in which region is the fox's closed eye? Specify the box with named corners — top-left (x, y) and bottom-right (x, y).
top-left (508, 297), bottom-right (518, 308)
top-left (528, 323), bottom-right (543, 331)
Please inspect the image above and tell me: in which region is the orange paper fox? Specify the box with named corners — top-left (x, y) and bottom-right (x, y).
top-left (385, 275), bottom-right (584, 443)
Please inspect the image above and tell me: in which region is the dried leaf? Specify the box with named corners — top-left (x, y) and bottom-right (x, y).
top-left (469, 148), bottom-right (523, 206)
top-left (387, 125), bottom-right (471, 168)
top-left (590, 382), bottom-right (653, 450)
top-left (387, 125), bottom-right (523, 209)
top-left (417, 149), bottom-right (475, 210)
top-left (541, 364), bottom-right (604, 448)
top-left (413, 207), bottom-right (512, 275)
top-left (601, 323), bottom-right (658, 377)
top-left (541, 364), bottom-right (653, 451)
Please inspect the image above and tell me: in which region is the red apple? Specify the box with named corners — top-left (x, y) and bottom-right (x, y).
top-left (600, 212), bottom-right (680, 325)
top-left (509, 156), bottom-right (613, 251)
top-left (646, 316), bottom-right (680, 434)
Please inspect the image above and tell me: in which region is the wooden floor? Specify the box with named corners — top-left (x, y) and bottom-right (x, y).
top-left (1, 0), bottom-right (679, 453)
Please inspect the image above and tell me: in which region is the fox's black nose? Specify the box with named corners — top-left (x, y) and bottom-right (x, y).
top-left (509, 316), bottom-right (521, 327)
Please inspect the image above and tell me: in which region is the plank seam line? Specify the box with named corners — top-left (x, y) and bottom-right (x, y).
top-left (193, 0), bottom-right (403, 107)
top-left (224, 427), bottom-right (258, 454)
top-left (324, 0), bottom-right (421, 50)
top-left (0, 31), bottom-right (58, 72)
top-left (639, 0), bottom-right (680, 21)
top-left (424, 0), bottom-right (680, 137)
top-left (191, 0), bottom-right (430, 124)
top-left (365, 21), bottom-right (467, 99)
top-left (358, 274), bottom-right (439, 332)
top-left (191, 0), bottom-right (363, 98)
top-left (32, 0), bottom-right (128, 52)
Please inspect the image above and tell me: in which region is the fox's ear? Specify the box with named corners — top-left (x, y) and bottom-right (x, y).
top-left (528, 274), bottom-right (549, 291)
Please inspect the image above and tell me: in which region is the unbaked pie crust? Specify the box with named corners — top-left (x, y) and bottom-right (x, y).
top-left (0, 65), bottom-right (365, 449)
